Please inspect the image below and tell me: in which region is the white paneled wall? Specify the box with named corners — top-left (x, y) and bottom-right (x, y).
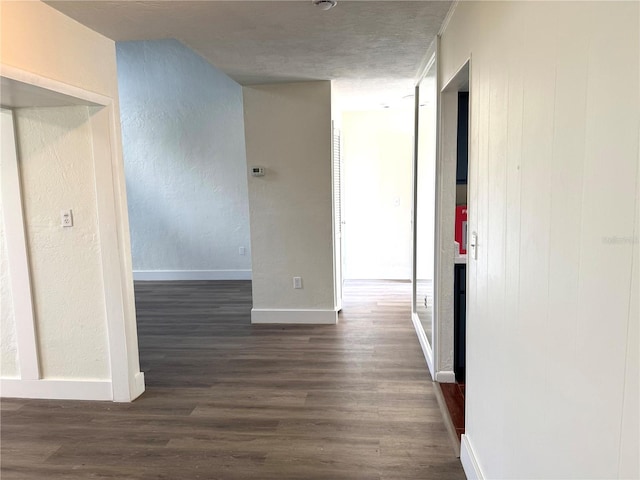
top-left (440, 2), bottom-right (639, 478)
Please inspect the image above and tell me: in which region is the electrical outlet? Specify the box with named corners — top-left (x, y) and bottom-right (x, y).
top-left (239, 246), bottom-right (246, 256)
top-left (293, 276), bottom-right (303, 289)
top-left (61, 209), bottom-right (73, 227)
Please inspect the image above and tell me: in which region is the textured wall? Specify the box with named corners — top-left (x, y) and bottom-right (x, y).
top-left (440, 2), bottom-right (639, 478)
top-left (14, 107), bottom-right (110, 380)
top-left (0, 207), bottom-right (18, 378)
top-left (342, 109), bottom-right (413, 280)
top-left (243, 82), bottom-right (335, 310)
top-left (0, 1), bottom-right (119, 99)
top-left (116, 40), bottom-right (251, 273)
top-left (1, 0), bottom-right (142, 399)
top-left (0, 110), bottom-right (19, 378)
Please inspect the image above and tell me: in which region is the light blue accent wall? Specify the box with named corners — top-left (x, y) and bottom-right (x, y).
top-left (116, 39), bottom-right (251, 273)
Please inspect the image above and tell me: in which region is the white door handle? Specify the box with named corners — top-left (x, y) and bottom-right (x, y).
top-left (470, 232), bottom-right (478, 260)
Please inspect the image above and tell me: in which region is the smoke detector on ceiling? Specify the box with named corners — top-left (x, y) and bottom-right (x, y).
top-left (312, 0), bottom-right (337, 11)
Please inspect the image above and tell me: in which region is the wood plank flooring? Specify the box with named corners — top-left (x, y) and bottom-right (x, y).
top-left (439, 382), bottom-right (466, 440)
top-left (1, 280), bottom-right (465, 479)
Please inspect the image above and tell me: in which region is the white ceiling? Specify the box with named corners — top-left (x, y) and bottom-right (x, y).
top-left (46, 1), bottom-right (451, 110)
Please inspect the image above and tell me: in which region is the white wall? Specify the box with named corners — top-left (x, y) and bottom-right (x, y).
top-left (439, 2), bottom-right (639, 478)
top-left (342, 109), bottom-right (413, 280)
top-left (243, 81), bottom-right (336, 323)
top-left (15, 107), bottom-right (110, 379)
top-left (0, 208), bottom-right (18, 378)
top-left (1, 1), bottom-right (143, 400)
top-left (116, 40), bottom-right (251, 280)
top-left (1, 111), bottom-right (19, 379)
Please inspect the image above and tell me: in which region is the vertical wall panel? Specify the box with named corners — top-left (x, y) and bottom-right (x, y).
top-left (500, 6), bottom-right (526, 475)
top-left (619, 161), bottom-right (639, 477)
top-left (544, 7), bottom-right (590, 475)
top-left (0, 110), bottom-right (19, 379)
top-left (439, 1), bottom-right (639, 477)
top-left (574, 3), bottom-right (639, 472)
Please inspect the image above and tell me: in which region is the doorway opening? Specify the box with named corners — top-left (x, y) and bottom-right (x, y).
top-left (434, 60), bottom-right (470, 443)
top-left (335, 103), bottom-right (415, 316)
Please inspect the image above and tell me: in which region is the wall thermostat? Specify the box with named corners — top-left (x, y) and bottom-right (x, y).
top-left (251, 166), bottom-right (265, 177)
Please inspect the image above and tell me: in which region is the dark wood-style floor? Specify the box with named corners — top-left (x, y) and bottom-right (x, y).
top-left (439, 382), bottom-right (466, 440)
top-left (1, 280), bottom-right (465, 479)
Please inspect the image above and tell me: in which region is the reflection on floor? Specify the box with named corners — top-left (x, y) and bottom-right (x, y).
top-left (439, 382), bottom-right (466, 440)
top-left (415, 279), bottom-right (433, 345)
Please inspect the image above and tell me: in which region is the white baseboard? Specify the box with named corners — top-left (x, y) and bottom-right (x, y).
top-left (133, 270), bottom-right (252, 281)
top-left (461, 434), bottom-right (485, 480)
top-left (411, 312), bottom-right (435, 379)
top-left (251, 308), bottom-right (338, 325)
top-left (130, 372), bottom-right (145, 401)
top-left (0, 378), bottom-right (112, 401)
top-left (435, 370), bottom-right (456, 383)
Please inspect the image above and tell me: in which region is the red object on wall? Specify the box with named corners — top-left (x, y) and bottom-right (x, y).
top-left (455, 205), bottom-right (468, 255)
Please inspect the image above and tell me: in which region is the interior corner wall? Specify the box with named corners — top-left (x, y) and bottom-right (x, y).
top-left (116, 40), bottom-right (251, 280)
top-left (342, 109), bottom-right (413, 280)
top-left (243, 81), bottom-right (335, 319)
top-left (439, 2), bottom-right (639, 478)
top-left (1, 0), bottom-right (142, 400)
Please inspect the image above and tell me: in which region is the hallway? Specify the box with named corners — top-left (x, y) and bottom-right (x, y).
top-left (1, 281), bottom-right (464, 479)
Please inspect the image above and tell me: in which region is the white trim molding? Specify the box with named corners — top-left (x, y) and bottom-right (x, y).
top-left (251, 308), bottom-right (338, 325)
top-left (133, 270), bottom-right (252, 281)
top-left (411, 312), bottom-right (435, 380)
top-left (1, 109), bottom-right (40, 380)
top-left (0, 379), bottom-right (112, 401)
top-left (90, 106), bottom-right (139, 403)
top-left (435, 370), bottom-right (456, 383)
top-left (0, 65), bottom-right (111, 107)
top-left (131, 372), bottom-right (145, 400)
top-left (461, 434), bottom-right (485, 480)
top-left (438, 0), bottom-right (459, 36)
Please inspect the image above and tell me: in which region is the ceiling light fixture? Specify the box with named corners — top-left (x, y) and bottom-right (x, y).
top-left (312, 0), bottom-right (337, 11)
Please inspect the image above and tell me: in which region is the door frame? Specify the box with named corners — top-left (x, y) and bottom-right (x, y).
top-left (432, 58), bottom-right (472, 383)
top-left (332, 121), bottom-right (344, 311)
top-left (411, 49), bottom-right (438, 380)
top-left (0, 65), bottom-right (143, 402)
